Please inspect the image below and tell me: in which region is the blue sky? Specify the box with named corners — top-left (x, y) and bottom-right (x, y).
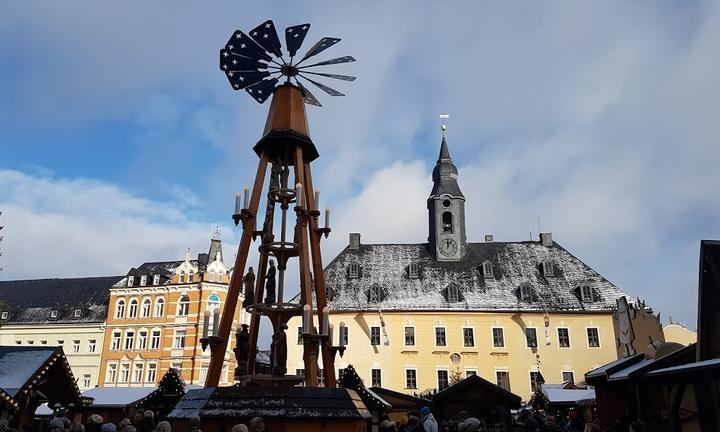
top-left (1, 1), bottom-right (719, 331)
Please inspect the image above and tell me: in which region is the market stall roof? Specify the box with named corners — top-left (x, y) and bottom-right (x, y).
top-left (81, 387), bottom-right (155, 407)
top-left (368, 387), bottom-right (430, 410)
top-left (585, 354), bottom-right (643, 382)
top-left (541, 384), bottom-right (595, 405)
top-left (645, 357), bottom-right (720, 378)
top-left (606, 344), bottom-right (694, 382)
top-left (433, 374), bottom-right (521, 408)
top-left (0, 347), bottom-right (59, 397)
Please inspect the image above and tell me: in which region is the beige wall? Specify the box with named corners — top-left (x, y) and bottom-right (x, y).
top-left (0, 323), bottom-right (105, 389)
top-left (663, 323), bottom-right (697, 346)
top-left (287, 311), bottom-right (622, 401)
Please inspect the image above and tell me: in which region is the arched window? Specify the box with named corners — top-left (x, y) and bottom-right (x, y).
top-left (369, 284), bottom-right (382, 303)
top-left (115, 299), bottom-right (126, 319)
top-left (177, 295), bottom-right (190, 316)
top-left (442, 211), bottom-right (453, 233)
top-left (141, 299), bottom-right (151, 318)
top-left (208, 270), bottom-right (215, 283)
top-left (128, 299), bottom-right (138, 318)
top-left (482, 261), bottom-right (494, 278)
top-left (447, 284), bottom-right (460, 303)
top-left (154, 298), bottom-right (165, 317)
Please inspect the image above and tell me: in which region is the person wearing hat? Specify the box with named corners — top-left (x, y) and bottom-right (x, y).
top-left (48, 418), bottom-right (65, 432)
top-left (420, 407), bottom-right (438, 432)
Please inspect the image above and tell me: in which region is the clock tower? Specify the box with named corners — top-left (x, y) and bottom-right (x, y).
top-left (428, 126), bottom-right (467, 261)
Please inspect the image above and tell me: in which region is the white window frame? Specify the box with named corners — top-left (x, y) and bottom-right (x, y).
top-left (557, 327), bottom-right (571, 348)
top-left (491, 327), bottom-right (504, 348)
top-left (562, 370), bottom-right (575, 383)
top-left (72, 340), bottom-right (80, 353)
top-left (124, 330), bottom-right (135, 351)
top-left (110, 331), bottom-right (121, 351)
top-left (115, 299), bottom-right (126, 319)
top-left (408, 263), bottom-right (419, 279)
top-left (137, 330), bottom-right (148, 351)
top-left (370, 368), bottom-right (382, 387)
top-left (542, 261), bottom-right (554, 277)
top-left (73, 309), bottom-right (82, 318)
top-left (339, 325), bottom-right (349, 346)
top-left (482, 261), bottom-right (493, 278)
top-left (463, 327), bottom-right (476, 348)
top-left (174, 329), bottom-right (186, 349)
top-left (153, 274), bottom-right (160, 285)
top-left (154, 298), bottom-right (165, 317)
top-left (437, 368), bottom-right (450, 391)
top-left (82, 374), bottom-right (92, 388)
top-left (146, 363), bottom-right (158, 383)
top-left (525, 327), bottom-right (538, 348)
top-left (50, 310), bottom-right (58, 319)
top-left (348, 263), bottom-right (360, 279)
top-left (141, 298), bottom-right (151, 318)
top-left (370, 326), bottom-right (381, 346)
top-left (133, 363), bottom-right (144, 383)
top-left (529, 370), bottom-right (543, 392)
top-left (119, 363), bottom-right (130, 383)
top-left (128, 298), bottom-right (138, 318)
top-left (209, 270), bottom-right (215, 283)
top-left (435, 326), bottom-right (447, 347)
top-left (140, 275), bottom-right (147, 286)
top-left (405, 368), bottom-right (418, 389)
top-left (106, 363), bottom-right (117, 383)
top-left (177, 295), bottom-right (190, 316)
top-left (465, 369), bottom-right (478, 378)
top-left (88, 339), bottom-right (96, 353)
top-left (150, 330), bottom-right (161, 350)
top-left (404, 326), bottom-right (416, 347)
top-left (1, 311), bottom-right (8, 320)
top-left (496, 370), bottom-right (511, 392)
top-left (586, 327), bottom-right (601, 348)
top-left (127, 276), bottom-right (134, 287)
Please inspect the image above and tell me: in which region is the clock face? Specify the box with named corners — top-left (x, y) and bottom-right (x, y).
top-left (439, 238), bottom-right (458, 257)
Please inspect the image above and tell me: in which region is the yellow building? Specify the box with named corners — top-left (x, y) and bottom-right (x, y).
top-left (663, 323), bottom-right (697, 346)
top-left (0, 276), bottom-right (123, 389)
top-left (98, 233), bottom-right (249, 387)
top-left (287, 134), bottom-right (663, 401)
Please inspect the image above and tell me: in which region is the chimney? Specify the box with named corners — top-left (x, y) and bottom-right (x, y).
top-left (349, 233), bottom-right (361, 250)
top-left (540, 232), bottom-right (553, 247)
top-left (485, 235), bottom-right (494, 242)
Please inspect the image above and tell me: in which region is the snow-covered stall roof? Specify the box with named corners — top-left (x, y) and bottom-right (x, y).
top-left (81, 387), bottom-right (155, 407)
top-left (0, 347), bottom-right (57, 397)
top-left (318, 241), bottom-right (632, 312)
top-left (541, 385), bottom-right (595, 405)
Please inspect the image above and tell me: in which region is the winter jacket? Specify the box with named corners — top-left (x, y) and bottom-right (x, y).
top-left (423, 414), bottom-right (438, 432)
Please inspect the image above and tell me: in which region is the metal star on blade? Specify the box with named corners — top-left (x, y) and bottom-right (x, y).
top-left (285, 23), bottom-right (311, 58)
top-left (249, 20), bottom-right (283, 59)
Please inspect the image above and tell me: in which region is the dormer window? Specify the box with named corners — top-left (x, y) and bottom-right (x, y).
top-left (446, 283), bottom-right (460, 303)
top-left (408, 263), bottom-right (419, 279)
top-left (581, 285), bottom-right (594, 302)
top-left (73, 309), bottom-right (82, 318)
top-left (50, 310), bottom-right (59, 319)
top-left (542, 261), bottom-right (554, 277)
top-left (481, 261), bottom-right (494, 279)
top-left (140, 275), bottom-right (147, 286)
top-left (179, 272), bottom-right (186, 284)
top-left (189, 271), bottom-right (194, 282)
top-left (1, 311), bottom-right (8, 320)
top-left (368, 284), bottom-right (383, 303)
top-left (127, 276), bottom-right (135, 287)
top-left (520, 283), bottom-right (533, 301)
top-left (442, 211), bottom-right (453, 233)
top-left (153, 274), bottom-right (160, 285)
top-left (348, 263), bottom-right (360, 279)
top-left (209, 270), bottom-right (216, 283)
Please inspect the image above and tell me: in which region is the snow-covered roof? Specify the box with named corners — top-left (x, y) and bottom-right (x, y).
top-left (0, 347), bottom-right (57, 397)
top-left (0, 276), bottom-right (122, 324)
top-left (646, 357), bottom-right (720, 377)
top-left (82, 387), bottom-right (155, 407)
top-left (541, 385), bottom-right (595, 405)
top-left (319, 241), bottom-right (632, 312)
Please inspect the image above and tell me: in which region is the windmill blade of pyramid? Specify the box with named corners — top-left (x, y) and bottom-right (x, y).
top-left (249, 20), bottom-right (283, 59)
top-left (297, 37), bottom-right (341, 65)
top-left (220, 50), bottom-right (269, 72)
top-left (225, 30), bottom-right (273, 62)
top-left (245, 77), bottom-right (279, 103)
top-left (300, 75), bottom-right (345, 97)
top-left (300, 71), bottom-right (357, 82)
top-left (225, 70), bottom-right (271, 90)
top-left (294, 79), bottom-right (322, 107)
top-left (300, 56), bottom-right (356, 69)
top-left (285, 23), bottom-right (311, 58)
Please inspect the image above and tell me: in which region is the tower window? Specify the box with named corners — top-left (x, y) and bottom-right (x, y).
top-left (442, 199), bottom-right (451, 208)
top-left (442, 211), bottom-right (453, 233)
